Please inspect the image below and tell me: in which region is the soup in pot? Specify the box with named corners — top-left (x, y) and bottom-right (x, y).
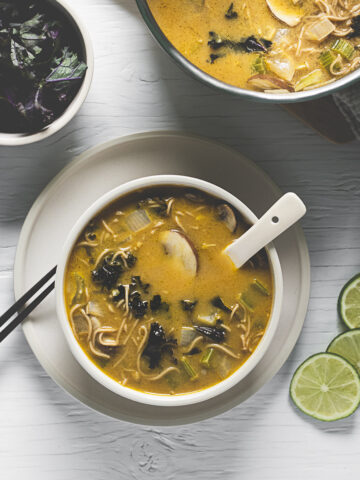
top-left (64, 186), bottom-right (274, 396)
top-left (146, 0), bottom-right (360, 92)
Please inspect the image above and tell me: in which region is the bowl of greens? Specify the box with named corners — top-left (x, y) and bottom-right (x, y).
top-left (0, 0), bottom-right (94, 146)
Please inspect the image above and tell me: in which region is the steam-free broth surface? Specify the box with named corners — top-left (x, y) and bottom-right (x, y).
top-left (65, 187), bottom-right (273, 396)
top-left (147, 0), bottom-right (360, 92)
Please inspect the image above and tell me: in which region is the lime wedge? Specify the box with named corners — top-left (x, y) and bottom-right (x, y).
top-left (290, 353), bottom-right (360, 421)
top-left (338, 273), bottom-right (360, 328)
top-left (328, 329), bottom-right (360, 374)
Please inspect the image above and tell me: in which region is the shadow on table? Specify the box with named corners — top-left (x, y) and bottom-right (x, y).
top-left (0, 114), bottom-right (86, 223)
top-left (288, 395), bottom-right (357, 433)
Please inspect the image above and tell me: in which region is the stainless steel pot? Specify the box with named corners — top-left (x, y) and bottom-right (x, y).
top-left (136, 0), bottom-right (360, 104)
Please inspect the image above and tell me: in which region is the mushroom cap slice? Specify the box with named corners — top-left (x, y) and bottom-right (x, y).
top-left (216, 204), bottom-right (237, 233)
top-left (266, 0), bottom-right (303, 27)
top-left (159, 230), bottom-right (198, 276)
top-left (247, 74), bottom-right (294, 92)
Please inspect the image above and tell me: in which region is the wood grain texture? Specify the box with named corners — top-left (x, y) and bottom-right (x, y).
top-left (1, 0), bottom-right (360, 478)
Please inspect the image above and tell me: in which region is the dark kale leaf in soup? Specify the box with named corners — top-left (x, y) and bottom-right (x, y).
top-left (64, 186), bottom-right (273, 395)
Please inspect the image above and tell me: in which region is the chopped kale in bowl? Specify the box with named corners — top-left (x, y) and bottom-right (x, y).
top-left (0, 0), bottom-right (88, 134)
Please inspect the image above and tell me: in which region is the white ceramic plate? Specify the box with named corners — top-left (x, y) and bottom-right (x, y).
top-left (14, 132), bottom-right (311, 425)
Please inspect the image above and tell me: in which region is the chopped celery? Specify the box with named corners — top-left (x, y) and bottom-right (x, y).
top-left (294, 69), bottom-right (322, 92)
top-left (181, 357), bottom-right (198, 379)
top-left (252, 279), bottom-right (270, 296)
top-left (252, 55), bottom-right (267, 74)
top-left (240, 293), bottom-right (255, 311)
top-left (331, 39), bottom-right (354, 60)
top-left (319, 50), bottom-right (337, 70)
top-left (197, 312), bottom-right (220, 326)
top-left (201, 348), bottom-right (214, 368)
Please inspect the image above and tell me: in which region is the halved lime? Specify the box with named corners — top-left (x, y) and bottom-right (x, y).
top-left (338, 273), bottom-right (360, 329)
top-left (327, 329), bottom-right (360, 374)
top-left (290, 353), bottom-right (360, 421)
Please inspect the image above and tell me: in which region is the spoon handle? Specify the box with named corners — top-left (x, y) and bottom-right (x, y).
top-left (224, 193), bottom-right (306, 268)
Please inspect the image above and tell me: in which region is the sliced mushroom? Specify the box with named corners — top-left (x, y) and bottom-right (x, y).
top-left (247, 74), bottom-right (294, 92)
top-left (216, 204), bottom-right (237, 233)
top-left (266, 0), bottom-right (303, 26)
top-left (159, 230), bottom-right (198, 276)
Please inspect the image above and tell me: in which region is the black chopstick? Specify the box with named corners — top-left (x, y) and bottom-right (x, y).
top-left (0, 266), bottom-right (57, 343)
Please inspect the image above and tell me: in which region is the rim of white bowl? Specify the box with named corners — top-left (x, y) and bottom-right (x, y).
top-left (0, 0), bottom-right (94, 147)
top-left (55, 175), bottom-right (284, 407)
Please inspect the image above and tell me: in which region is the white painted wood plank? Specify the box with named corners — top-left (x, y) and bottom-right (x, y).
top-left (1, 0), bottom-right (360, 478)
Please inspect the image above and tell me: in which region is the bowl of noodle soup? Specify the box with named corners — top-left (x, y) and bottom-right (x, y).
top-left (56, 175), bottom-right (283, 407)
top-left (136, 0), bottom-right (360, 102)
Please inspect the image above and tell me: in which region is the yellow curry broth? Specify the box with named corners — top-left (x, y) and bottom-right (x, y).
top-left (65, 187), bottom-right (273, 395)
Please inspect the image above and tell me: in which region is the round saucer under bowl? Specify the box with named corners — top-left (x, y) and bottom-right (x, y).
top-left (14, 131), bottom-right (310, 425)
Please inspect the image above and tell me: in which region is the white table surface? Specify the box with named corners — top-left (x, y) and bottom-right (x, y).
top-left (1, 1), bottom-right (360, 478)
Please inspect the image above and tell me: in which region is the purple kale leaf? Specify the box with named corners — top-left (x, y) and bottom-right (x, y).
top-left (10, 38), bottom-right (36, 69)
top-left (46, 47), bottom-right (87, 85)
top-left (0, 1), bottom-right (87, 133)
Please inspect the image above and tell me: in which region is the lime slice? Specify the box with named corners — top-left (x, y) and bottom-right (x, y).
top-left (338, 273), bottom-right (360, 328)
top-left (290, 353), bottom-right (360, 421)
top-left (328, 329), bottom-right (360, 374)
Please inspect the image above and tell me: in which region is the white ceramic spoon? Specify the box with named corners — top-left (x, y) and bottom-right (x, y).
top-left (224, 192), bottom-right (306, 268)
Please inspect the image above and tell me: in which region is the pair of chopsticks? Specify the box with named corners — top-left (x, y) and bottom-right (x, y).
top-left (0, 266), bottom-right (57, 343)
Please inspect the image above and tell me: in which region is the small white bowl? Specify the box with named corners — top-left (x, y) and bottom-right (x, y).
top-left (0, 0), bottom-right (94, 147)
top-left (56, 175), bottom-right (283, 407)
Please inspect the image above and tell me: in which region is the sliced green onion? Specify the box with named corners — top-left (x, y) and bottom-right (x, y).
top-left (294, 69), bottom-right (323, 92)
top-left (71, 274), bottom-right (85, 305)
top-left (252, 279), bottom-right (270, 296)
top-left (319, 50), bottom-right (337, 70)
top-left (181, 357), bottom-right (198, 379)
top-left (240, 293), bottom-right (255, 311)
top-left (252, 55), bottom-right (267, 74)
top-left (201, 348), bottom-right (214, 368)
top-left (331, 39), bottom-right (354, 60)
